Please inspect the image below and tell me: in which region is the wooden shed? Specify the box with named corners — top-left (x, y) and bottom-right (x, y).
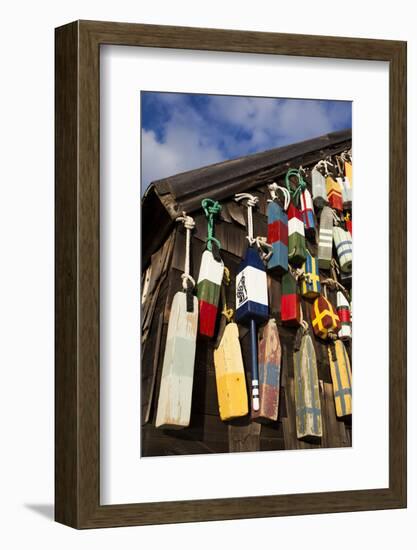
top-left (141, 128), bottom-right (352, 457)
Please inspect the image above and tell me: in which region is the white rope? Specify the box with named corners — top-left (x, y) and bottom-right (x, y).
top-left (315, 158), bottom-right (333, 177)
top-left (331, 208), bottom-right (341, 226)
top-left (341, 150), bottom-right (352, 163)
top-left (235, 193), bottom-right (258, 245)
top-left (254, 236), bottom-right (273, 262)
top-left (267, 182), bottom-right (291, 211)
top-left (176, 212), bottom-right (196, 291)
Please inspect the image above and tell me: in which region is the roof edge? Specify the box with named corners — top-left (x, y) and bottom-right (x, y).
top-left (143, 128), bottom-right (352, 219)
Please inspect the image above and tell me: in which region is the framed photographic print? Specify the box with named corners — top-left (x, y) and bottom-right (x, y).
top-left (55, 20), bottom-right (407, 528)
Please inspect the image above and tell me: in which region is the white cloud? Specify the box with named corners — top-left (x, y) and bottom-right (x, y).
top-left (141, 94), bottom-right (350, 191)
top-left (141, 123), bottom-right (223, 191)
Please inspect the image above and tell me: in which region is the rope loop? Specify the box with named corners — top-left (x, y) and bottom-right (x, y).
top-left (315, 158), bottom-right (334, 177)
top-left (254, 236), bottom-right (273, 262)
top-left (223, 266), bottom-right (231, 285)
top-left (331, 208), bottom-right (341, 226)
top-left (181, 273), bottom-right (196, 291)
top-left (221, 306), bottom-right (234, 323)
top-left (201, 198), bottom-right (222, 253)
top-left (206, 236), bottom-right (221, 250)
top-left (289, 265), bottom-right (304, 281)
top-left (234, 192), bottom-right (259, 209)
top-left (341, 150), bottom-right (352, 164)
top-left (176, 212), bottom-right (195, 231)
top-left (202, 198), bottom-right (222, 218)
top-left (220, 267), bottom-right (233, 323)
top-left (285, 168), bottom-right (307, 207)
top-left (267, 182), bottom-right (291, 211)
top-left (176, 211), bottom-right (196, 292)
top-left (235, 193), bottom-right (258, 244)
top-left (321, 276), bottom-right (350, 302)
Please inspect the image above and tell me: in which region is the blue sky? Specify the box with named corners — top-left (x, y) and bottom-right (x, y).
top-left (141, 92), bottom-right (351, 192)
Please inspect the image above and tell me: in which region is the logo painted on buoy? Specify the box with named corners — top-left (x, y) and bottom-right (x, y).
top-left (236, 272), bottom-right (248, 306)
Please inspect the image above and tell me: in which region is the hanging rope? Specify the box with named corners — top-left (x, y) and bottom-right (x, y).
top-left (267, 182), bottom-right (291, 211)
top-left (176, 212), bottom-right (196, 312)
top-left (235, 193), bottom-right (259, 245)
top-left (331, 208), bottom-right (341, 226)
top-left (335, 155), bottom-right (344, 177)
top-left (321, 276), bottom-right (350, 303)
top-left (315, 158), bottom-right (334, 177)
top-left (285, 168), bottom-right (307, 207)
top-left (201, 198), bottom-right (222, 254)
top-left (289, 265), bottom-right (304, 282)
top-left (341, 150), bottom-right (352, 164)
top-left (254, 236), bottom-right (273, 262)
top-left (299, 303), bottom-right (309, 331)
top-left (220, 267), bottom-right (234, 323)
top-left (221, 306), bottom-right (234, 323)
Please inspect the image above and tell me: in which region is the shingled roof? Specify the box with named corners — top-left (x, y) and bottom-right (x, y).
top-left (142, 128), bottom-right (352, 266)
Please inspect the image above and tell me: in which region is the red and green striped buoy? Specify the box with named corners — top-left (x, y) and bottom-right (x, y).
top-left (196, 199), bottom-right (224, 338)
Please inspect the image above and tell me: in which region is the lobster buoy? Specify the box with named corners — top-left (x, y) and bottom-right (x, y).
top-left (288, 203), bottom-right (307, 267)
top-left (196, 199), bottom-right (224, 338)
top-left (311, 295), bottom-right (341, 340)
top-left (326, 175), bottom-right (343, 212)
top-left (156, 214), bottom-right (198, 429)
top-left (266, 183), bottom-right (289, 274)
top-left (252, 319), bottom-right (282, 423)
top-left (318, 206), bottom-right (334, 270)
top-left (294, 322), bottom-right (322, 439)
top-left (301, 251), bottom-right (321, 299)
top-left (328, 340), bottom-right (352, 417)
top-left (235, 194), bottom-right (269, 412)
top-left (333, 226), bottom-right (352, 273)
top-left (337, 291), bottom-right (351, 340)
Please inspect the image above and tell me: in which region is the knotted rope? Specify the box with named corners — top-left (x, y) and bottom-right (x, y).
top-left (289, 264), bottom-right (320, 293)
top-left (321, 274), bottom-right (350, 303)
top-left (331, 208), bottom-right (341, 226)
top-left (345, 212), bottom-right (351, 224)
top-left (289, 265), bottom-right (304, 281)
top-left (254, 236), bottom-right (273, 262)
top-left (335, 155), bottom-right (345, 177)
top-left (285, 168), bottom-right (307, 207)
top-left (315, 158), bottom-right (333, 177)
top-left (235, 193), bottom-right (259, 246)
top-left (176, 212), bottom-right (196, 312)
top-left (201, 198), bottom-right (222, 261)
top-left (220, 267), bottom-right (234, 323)
top-left (341, 150), bottom-right (352, 164)
top-left (267, 182), bottom-right (291, 211)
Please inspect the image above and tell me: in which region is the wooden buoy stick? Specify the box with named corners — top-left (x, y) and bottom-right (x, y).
top-left (267, 183), bottom-right (290, 274)
top-left (252, 318), bottom-right (281, 422)
top-left (250, 318), bottom-right (260, 411)
top-left (333, 225), bottom-right (352, 273)
top-left (214, 268), bottom-right (248, 421)
top-left (235, 193), bottom-right (269, 413)
top-left (285, 169), bottom-right (307, 264)
top-left (311, 161), bottom-right (328, 210)
top-left (293, 306), bottom-right (322, 440)
top-left (318, 205), bottom-right (334, 270)
top-left (328, 340), bottom-right (352, 417)
top-left (155, 213), bottom-right (198, 429)
top-left (197, 199), bottom-right (224, 338)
